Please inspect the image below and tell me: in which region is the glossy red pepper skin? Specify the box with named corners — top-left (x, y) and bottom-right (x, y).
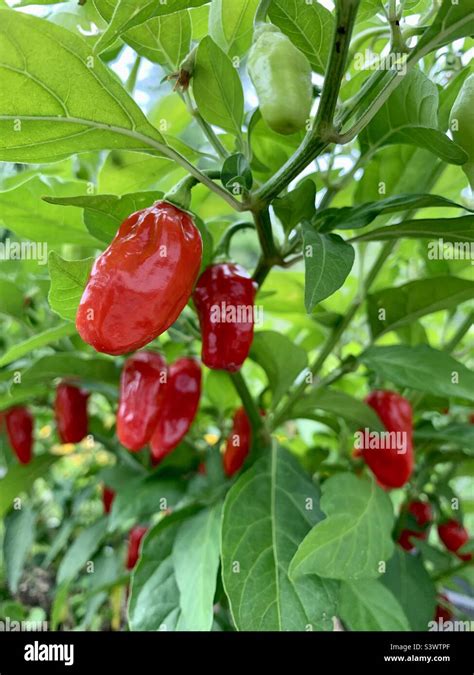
top-left (76, 201), bottom-right (202, 355)
top-left (223, 407), bottom-right (252, 477)
top-left (126, 526), bottom-right (148, 570)
top-left (5, 407), bottom-right (33, 465)
top-left (54, 383), bottom-right (89, 444)
top-left (117, 352), bottom-right (167, 452)
top-left (360, 390), bottom-right (414, 489)
top-left (438, 519), bottom-right (472, 561)
top-left (102, 486), bottom-right (115, 514)
top-left (150, 358), bottom-right (201, 463)
top-left (398, 500), bottom-right (432, 551)
top-left (193, 263), bottom-right (257, 372)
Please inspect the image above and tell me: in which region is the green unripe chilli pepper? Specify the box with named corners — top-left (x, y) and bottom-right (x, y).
top-left (449, 73), bottom-right (474, 190)
top-left (248, 24), bottom-right (313, 136)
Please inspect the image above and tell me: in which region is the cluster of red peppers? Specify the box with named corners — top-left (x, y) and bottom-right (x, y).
top-left (0, 381), bottom-right (90, 466)
top-left (117, 351), bottom-right (202, 463)
top-left (5, 199), bottom-right (471, 575)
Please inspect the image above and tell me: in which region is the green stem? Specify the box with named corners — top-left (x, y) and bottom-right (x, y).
top-left (182, 91), bottom-right (229, 160)
top-left (347, 26), bottom-right (390, 64)
top-left (255, 0), bottom-right (273, 26)
top-left (126, 55), bottom-right (142, 94)
top-left (443, 312), bottom-right (473, 353)
top-left (252, 207), bottom-right (279, 262)
top-left (252, 0), bottom-right (361, 204)
top-left (272, 241), bottom-right (395, 429)
top-left (432, 560), bottom-right (473, 583)
top-left (229, 371), bottom-right (264, 434)
top-left (314, 0), bottom-right (361, 138)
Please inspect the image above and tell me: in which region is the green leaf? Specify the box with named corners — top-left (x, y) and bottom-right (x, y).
top-left (193, 36), bottom-right (244, 137)
top-left (414, 423), bottom-right (474, 452)
top-left (57, 518), bottom-right (108, 585)
top-left (209, 0), bottom-right (259, 57)
top-left (273, 179), bottom-right (316, 234)
top-left (290, 474), bottom-right (394, 581)
top-left (221, 153), bottom-right (253, 192)
top-left (316, 194), bottom-right (470, 233)
top-left (368, 277), bottom-right (474, 338)
top-left (350, 215), bottom-right (474, 243)
top-left (339, 579), bottom-right (410, 631)
top-left (94, 0), bottom-right (208, 54)
top-left (412, 0), bottom-right (474, 58)
top-left (287, 388), bottom-right (384, 431)
top-left (361, 345), bottom-right (474, 402)
top-left (0, 177), bottom-right (98, 246)
top-left (221, 445), bottom-right (338, 631)
top-left (250, 331), bottom-right (307, 407)
top-left (0, 279), bottom-right (25, 318)
top-left (0, 455), bottom-right (57, 519)
top-left (360, 69), bottom-right (468, 165)
top-left (0, 9), bottom-right (164, 163)
top-left (21, 353), bottom-right (120, 390)
top-left (0, 323), bottom-right (76, 367)
top-left (382, 548), bottom-right (436, 631)
top-left (303, 226), bottom-right (355, 311)
top-left (206, 370), bottom-right (239, 412)
top-left (108, 475), bottom-right (184, 532)
top-left (4, 506), bottom-right (36, 593)
top-left (124, 10), bottom-right (192, 69)
top-left (48, 252), bottom-right (94, 322)
top-left (129, 505), bottom-right (221, 631)
top-left (268, 0), bottom-right (333, 74)
top-left (0, 385), bottom-right (49, 414)
top-left (44, 191), bottom-right (162, 244)
top-left (172, 503), bottom-right (222, 630)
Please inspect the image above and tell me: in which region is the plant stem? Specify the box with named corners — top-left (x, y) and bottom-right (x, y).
top-left (182, 91), bottom-right (229, 160)
top-left (255, 0), bottom-right (273, 25)
top-left (347, 26), bottom-right (390, 64)
top-left (229, 371), bottom-right (264, 434)
top-left (314, 0), bottom-right (362, 138)
top-left (126, 56), bottom-right (142, 94)
top-left (252, 0), bottom-right (361, 204)
top-left (252, 207), bottom-right (279, 262)
top-left (432, 560), bottom-right (473, 583)
top-left (272, 241), bottom-right (395, 429)
top-left (443, 312), bottom-right (473, 353)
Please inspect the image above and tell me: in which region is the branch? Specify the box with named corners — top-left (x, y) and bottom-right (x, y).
top-left (251, 0), bottom-right (361, 204)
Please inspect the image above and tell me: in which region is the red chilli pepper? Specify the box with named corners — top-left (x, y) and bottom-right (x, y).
top-left (223, 407), bottom-right (252, 477)
top-left (117, 352), bottom-right (167, 452)
top-left (126, 526), bottom-right (148, 570)
top-left (150, 358), bottom-right (201, 464)
top-left (359, 390), bottom-right (414, 489)
top-left (398, 500), bottom-right (432, 551)
top-left (438, 519), bottom-right (472, 561)
top-left (54, 383), bottom-right (89, 444)
top-left (102, 485), bottom-right (115, 514)
top-left (76, 202), bottom-right (202, 355)
top-left (5, 407), bottom-right (33, 465)
top-left (193, 263), bottom-right (257, 372)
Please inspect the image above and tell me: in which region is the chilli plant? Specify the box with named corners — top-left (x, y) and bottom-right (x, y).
top-left (0, 0), bottom-right (473, 633)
